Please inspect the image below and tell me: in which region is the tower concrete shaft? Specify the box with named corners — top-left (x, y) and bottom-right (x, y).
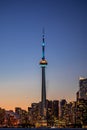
top-left (41, 67), bottom-right (46, 118)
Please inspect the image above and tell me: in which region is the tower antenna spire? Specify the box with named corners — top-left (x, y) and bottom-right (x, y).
top-left (42, 28), bottom-right (45, 43)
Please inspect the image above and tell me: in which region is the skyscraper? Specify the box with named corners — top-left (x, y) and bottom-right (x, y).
top-left (39, 30), bottom-right (48, 126)
top-left (60, 99), bottom-right (67, 119)
top-left (79, 77), bottom-right (87, 100)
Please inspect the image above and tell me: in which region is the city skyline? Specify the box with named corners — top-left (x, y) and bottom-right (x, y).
top-left (0, 0), bottom-right (87, 111)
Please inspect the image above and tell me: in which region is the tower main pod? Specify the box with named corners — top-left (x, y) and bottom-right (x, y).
top-left (39, 31), bottom-right (48, 126)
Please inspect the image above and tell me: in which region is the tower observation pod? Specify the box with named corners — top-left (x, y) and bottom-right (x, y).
top-left (39, 30), bottom-right (48, 126)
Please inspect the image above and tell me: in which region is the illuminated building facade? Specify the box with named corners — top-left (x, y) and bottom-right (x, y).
top-left (46, 100), bottom-right (59, 127)
top-left (76, 98), bottom-right (87, 127)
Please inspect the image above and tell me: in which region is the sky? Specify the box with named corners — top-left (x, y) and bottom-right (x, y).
top-left (0, 0), bottom-right (87, 111)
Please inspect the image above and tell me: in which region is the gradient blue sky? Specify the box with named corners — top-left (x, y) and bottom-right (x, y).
top-left (0, 0), bottom-right (87, 110)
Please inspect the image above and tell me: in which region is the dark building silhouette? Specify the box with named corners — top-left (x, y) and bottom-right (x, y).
top-left (79, 77), bottom-right (87, 100)
top-left (76, 91), bottom-right (80, 101)
top-left (60, 99), bottom-right (67, 119)
top-left (52, 100), bottom-right (59, 119)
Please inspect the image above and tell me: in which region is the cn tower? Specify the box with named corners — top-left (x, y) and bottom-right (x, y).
top-left (39, 30), bottom-right (48, 124)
